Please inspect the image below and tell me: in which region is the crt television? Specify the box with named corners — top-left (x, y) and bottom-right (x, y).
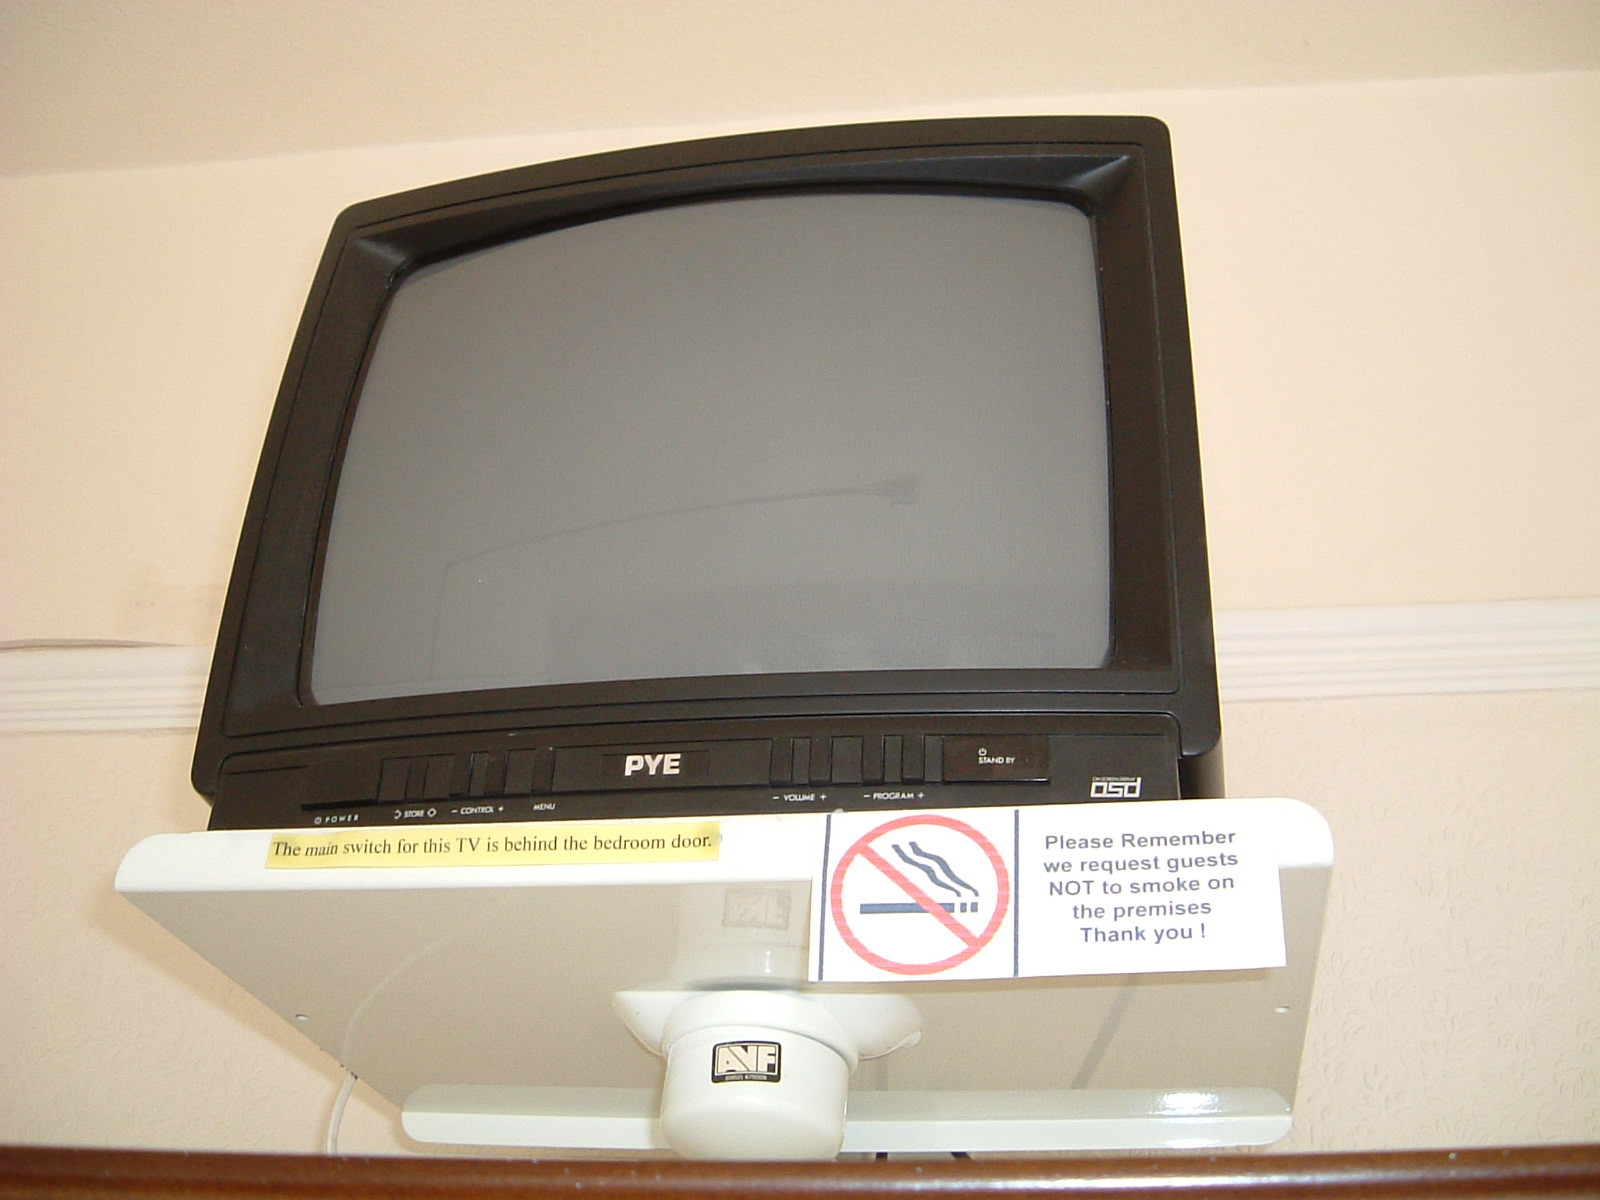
top-left (193, 115), bottom-right (1220, 832)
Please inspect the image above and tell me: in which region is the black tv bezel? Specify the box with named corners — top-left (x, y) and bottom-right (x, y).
top-left (193, 115), bottom-right (1217, 797)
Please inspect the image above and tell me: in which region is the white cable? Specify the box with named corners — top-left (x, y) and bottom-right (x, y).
top-left (325, 1070), bottom-right (358, 1155)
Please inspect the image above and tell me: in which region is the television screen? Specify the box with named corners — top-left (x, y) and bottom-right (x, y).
top-left (312, 191), bottom-right (1110, 704)
top-left (195, 116), bottom-right (1219, 829)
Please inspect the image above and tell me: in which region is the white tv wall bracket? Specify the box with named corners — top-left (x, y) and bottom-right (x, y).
top-left (117, 798), bottom-right (1331, 1157)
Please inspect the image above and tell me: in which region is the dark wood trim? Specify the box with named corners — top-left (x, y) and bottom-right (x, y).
top-left (2, 1143), bottom-right (1598, 1199)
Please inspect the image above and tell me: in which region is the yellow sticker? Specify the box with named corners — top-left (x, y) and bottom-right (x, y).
top-left (266, 820), bottom-right (720, 869)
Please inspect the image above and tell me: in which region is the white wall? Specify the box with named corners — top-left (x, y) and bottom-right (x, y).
top-left (2, 4), bottom-right (1596, 1155)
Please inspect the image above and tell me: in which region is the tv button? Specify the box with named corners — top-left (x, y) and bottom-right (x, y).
top-left (503, 749), bottom-right (540, 795)
top-left (808, 737), bottom-right (831, 784)
top-left (422, 755), bottom-right (454, 800)
top-left (831, 737), bottom-right (862, 784)
top-left (883, 736), bottom-right (902, 783)
top-left (378, 758), bottom-right (409, 803)
top-left (942, 735), bottom-right (1050, 782)
top-left (769, 738), bottom-right (793, 785)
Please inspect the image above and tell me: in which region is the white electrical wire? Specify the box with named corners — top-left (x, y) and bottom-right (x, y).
top-left (325, 1070), bottom-right (359, 1155)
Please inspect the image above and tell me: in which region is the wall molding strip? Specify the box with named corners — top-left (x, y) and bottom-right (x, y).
top-left (0, 644), bottom-right (212, 733)
top-left (2, 599), bottom-right (1597, 733)
top-left (1213, 598), bottom-right (1600, 701)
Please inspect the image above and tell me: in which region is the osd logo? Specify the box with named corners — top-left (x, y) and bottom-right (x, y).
top-left (1090, 776), bottom-right (1142, 799)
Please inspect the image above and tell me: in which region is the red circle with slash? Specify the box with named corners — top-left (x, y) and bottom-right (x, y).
top-left (828, 813), bottom-right (1010, 975)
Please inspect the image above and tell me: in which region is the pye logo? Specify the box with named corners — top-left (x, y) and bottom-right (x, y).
top-left (623, 752), bottom-right (682, 777)
top-left (1090, 776), bottom-right (1142, 799)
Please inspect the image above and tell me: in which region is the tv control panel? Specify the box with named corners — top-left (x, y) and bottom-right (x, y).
top-left (207, 716), bottom-right (1182, 830)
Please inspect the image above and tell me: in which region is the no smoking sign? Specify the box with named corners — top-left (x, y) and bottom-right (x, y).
top-left (810, 800), bottom-right (1294, 984)
top-left (814, 810), bottom-right (1017, 982)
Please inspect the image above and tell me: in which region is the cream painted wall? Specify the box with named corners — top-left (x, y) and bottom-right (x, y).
top-left (1, 7), bottom-right (1596, 1156)
top-left (6, 0), bottom-right (1597, 176)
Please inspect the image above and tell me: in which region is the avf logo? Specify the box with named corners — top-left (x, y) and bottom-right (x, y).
top-left (712, 1041), bottom-right (781, 1083)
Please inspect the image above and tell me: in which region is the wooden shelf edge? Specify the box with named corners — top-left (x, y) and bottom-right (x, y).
top-left (3, 1143), bottom-right (1599, 1199)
